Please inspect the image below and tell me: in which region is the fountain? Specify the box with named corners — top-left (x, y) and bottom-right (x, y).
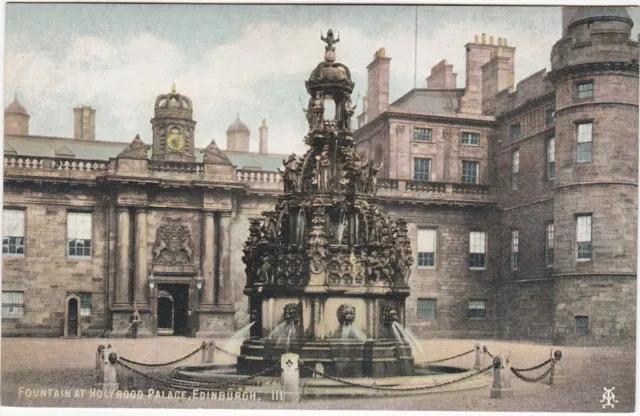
top-left (171, 31), bottom-right (486, 395)
top-left (236, 29), bottom-right (415, 379)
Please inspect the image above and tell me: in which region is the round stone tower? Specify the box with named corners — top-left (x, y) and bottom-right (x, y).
top-left (226, 115), bottom-right (251, 152)
top-left (4, 95), bottom-right (30, 135)
top-left (548, 7), bottom-right (638, 344)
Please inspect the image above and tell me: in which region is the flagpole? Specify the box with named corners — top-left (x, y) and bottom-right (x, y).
top-left (414, 5), bottom-right (418, 89)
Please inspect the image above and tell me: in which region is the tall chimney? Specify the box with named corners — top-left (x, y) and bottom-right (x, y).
top-left (73, 106), bottom-right (96, 140)
top-left (259, 119), bottom-right (268, 154)
top-left (366, 48), bottom-right (391, 121)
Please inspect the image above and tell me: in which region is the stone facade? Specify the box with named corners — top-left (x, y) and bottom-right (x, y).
top-left (2, 7), bottom-right (637, 346)
top-left (354, 7), bottom-right (638, 345)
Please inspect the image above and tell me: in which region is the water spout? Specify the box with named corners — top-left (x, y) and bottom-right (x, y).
top-left (392, 321), bottom-right (425, 361)
top-left (340, 324), bottom-right (367, 341)
top-left (222, 322), bottom-right (255, 356)
top-left (267, 321), bottom-right (298, 351)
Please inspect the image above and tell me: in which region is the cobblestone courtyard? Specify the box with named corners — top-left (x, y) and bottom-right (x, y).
top-left (1, 337), bottom-right (635, 412)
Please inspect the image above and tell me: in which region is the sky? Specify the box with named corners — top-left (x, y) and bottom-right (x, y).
top-left (5, 4), bottom-right (640, 156)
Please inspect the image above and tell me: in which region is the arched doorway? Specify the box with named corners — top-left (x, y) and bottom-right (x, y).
top-left (157, 290), bottom-right (174, 336)
top-left (64, 293), bottom-right (81, 338)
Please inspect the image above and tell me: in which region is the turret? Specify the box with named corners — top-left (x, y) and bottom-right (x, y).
top-left (4, 95), bottom-right (30, 135)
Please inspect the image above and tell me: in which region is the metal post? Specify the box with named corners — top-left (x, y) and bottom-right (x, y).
top-left (281, 353), bottom-right (301, 403)
top-left (549, 348), bottom-right (563, 385)
top-left (95, 345), bottom-right (105, 388)
top-left (207, 342), bottom-right (215, 363)
top-left (102, 344), bottom-right (119, 393)
top-left (201, 341), bottom-right (208, 364)
top-left (473, 342), bottom-right (483, 370)
top-left (490, 353), bottom-right (513, 398)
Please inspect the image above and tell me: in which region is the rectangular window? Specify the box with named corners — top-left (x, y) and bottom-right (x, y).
top-left (2, 291), bottom-right (24, 317)
top-left (79, 293), bottom-right (92, 317)
top-left (576, 215), bottom-right (592, 260)
top-left (546, 109), bottom-right (555, 126)
top-left (546, 222), bottom-right (555, 266)
top-left (509, 123), bottom-right (521, 140)
top-left (575, 316), bottom-right (589, 335)
top-left (577, 122), bottom-right (593, 163)
top-left (413, 158), bottom-right (431, 181)
top-left (512, 150), bottom-right (520, 190)
top-left (461, 132), bottom-right (480, 146)
top-left (577, 81), bottom-right (594, 99)
top-left (547, 137), bottom-right (555, 181)
top-left (469, 300), bottom-right (486, 319)
top-left (413, 127), bottom-right (432, 141)
top-left (417, 229), bottom-right (436, 268)
top-left (469, 231), bottom-right (486, 269)
top-left (461, 161), bottom-right (479, 184)
top-left (511, 230), bottom-right (519, 270)
top-left (67, 212), bottom-right (92, 258)
top-left (3, 209), bottom-right (25, 256)
top-left (417, 299), bottom-right (437, 321)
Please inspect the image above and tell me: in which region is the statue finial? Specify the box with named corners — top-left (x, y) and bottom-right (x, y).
top-left (320, 28), bottom-right (340, 52)
top-left (171, 83), bottom-right (176, 93)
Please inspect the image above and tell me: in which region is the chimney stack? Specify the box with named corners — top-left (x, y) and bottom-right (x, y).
top-left (259, 119), bottom-right (268, 154)
top-left (73, 106), bottom-right (96, 140)
top-left (366, 47), bottom-right (391, 121)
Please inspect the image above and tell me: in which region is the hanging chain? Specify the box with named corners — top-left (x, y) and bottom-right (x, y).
top-left (118, 345), bottom-right (204, 367)
top-left (511, 358), bottom-right (553, 373)
top-left (422, 348), bottom-right (474, 364)
top-left (510, 361), bottom-right (555, 383)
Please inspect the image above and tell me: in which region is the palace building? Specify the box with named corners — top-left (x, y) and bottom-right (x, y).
top-left (3, 6), bottom-right (637, 345)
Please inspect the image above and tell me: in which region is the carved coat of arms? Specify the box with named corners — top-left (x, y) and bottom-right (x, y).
top-left (152, 219), bottom-right (194, 265)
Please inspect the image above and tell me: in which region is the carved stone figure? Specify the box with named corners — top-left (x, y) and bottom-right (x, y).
top-left (343, 95), bottom-right (357, 130)
top-left (315, 150), bottom-right (330, 191)
top-left (312, 91), bottom-right (324, 128)
top-left (336, 303), bottom-right (356, 325)
top-left (382, 305), bottom-right (399, 326)
top-left (321, 29), bottom-right (340, 52)
top-left (280, 153), bottom-right (299, 193)
top-left (284, 303), bottom-right (301, 325)
top-left (152, 219), bottom-right (194, 265)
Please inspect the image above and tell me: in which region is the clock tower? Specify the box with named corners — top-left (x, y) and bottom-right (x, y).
top-left (151, 84), bottom-right (197, 162)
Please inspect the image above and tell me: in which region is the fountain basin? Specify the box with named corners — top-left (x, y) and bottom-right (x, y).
top-left (237, 338), bottom-right (414, 378)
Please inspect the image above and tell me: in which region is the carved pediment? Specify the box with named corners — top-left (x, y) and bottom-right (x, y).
top-left (203, 139), bottom-right (232, 165)
top-left (152, 218), bottom-right (194, 265)
top-left (118, 134), bottom-right (148, 159)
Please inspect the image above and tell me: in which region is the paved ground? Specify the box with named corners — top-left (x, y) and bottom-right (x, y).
top-left (1, 337), bottom-right (635, 412)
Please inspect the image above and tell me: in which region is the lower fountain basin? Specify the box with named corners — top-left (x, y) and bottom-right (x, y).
top-left (237, 338), bottom-right (414, 378)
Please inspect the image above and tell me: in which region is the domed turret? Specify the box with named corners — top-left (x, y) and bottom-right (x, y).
top-left (226, 115), bottom-right (250, 152)
top-left (4, 95), bottom-right (30, 135)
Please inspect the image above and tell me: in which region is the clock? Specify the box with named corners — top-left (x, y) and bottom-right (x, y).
top-left (167, 133), bottom-right (185, 152)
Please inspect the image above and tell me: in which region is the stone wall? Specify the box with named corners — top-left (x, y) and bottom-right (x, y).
top-left (497, 280), bottom-right (555, 343)
top-left (2, 184), bottom-right (108, 336)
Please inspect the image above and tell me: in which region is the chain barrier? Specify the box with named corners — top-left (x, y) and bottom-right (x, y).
top-left (510, 361), bottom-right (555, 383)
top-left (117, 359), bottom-right (278, 391)
top-left (213, 345), bottom-right (241, 358)
top-left (299, 362), bottom-right (493, 392)
top-left (118, 345), bottom-right (204, 367)
top-left (422, 348), bottom-right (474, 364)
top-left (511, 358), bottom-right (553, 373)
top-left (482, 345), bottom-right (493, 359)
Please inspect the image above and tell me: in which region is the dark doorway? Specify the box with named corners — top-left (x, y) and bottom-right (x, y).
top-left (67, 298), bottom-right (78, 337)
top-left (157, 283), bottom-right (189, 336)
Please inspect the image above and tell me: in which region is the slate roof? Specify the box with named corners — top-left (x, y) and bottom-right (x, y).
top-left (389, 88), bottom-right (466, 115)
top-left (568, 6), bottom-right (633, 27)
top-left (4, 134), bottom-right (286, 171)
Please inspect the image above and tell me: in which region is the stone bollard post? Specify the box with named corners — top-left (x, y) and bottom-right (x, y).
top-left (95, 345), bottom-right (105, 387)
top-left (281, 353), bottom-right (301, 403)
top-left (490, 353), bottom-right (513, 398)
top-left (549, 348), bottom-right (563, 385)
top-left (201, 341), bottom-right (208, 364)
top-left (207, 342), bottom-right (215, 363)
top-left (102, 344), bottom-right (119, 393)
top-left (473, 342), bottom-right (483, 370)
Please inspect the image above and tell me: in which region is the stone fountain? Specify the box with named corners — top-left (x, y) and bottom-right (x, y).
top-left (238, 30), bottom-right (415, 378)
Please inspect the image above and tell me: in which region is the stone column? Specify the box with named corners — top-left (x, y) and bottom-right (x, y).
top-left (134, 208), bottom-right (148, 306)
top-left (115, 207), bottom-right (130, 305)
top-left (201, 211), bottom-right (216, 305)
top-left (218, 212), bottom-right (233, 307)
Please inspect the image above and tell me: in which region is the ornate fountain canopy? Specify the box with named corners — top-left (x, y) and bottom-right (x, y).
top-left (243, 30), bottom-right (412, 296)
